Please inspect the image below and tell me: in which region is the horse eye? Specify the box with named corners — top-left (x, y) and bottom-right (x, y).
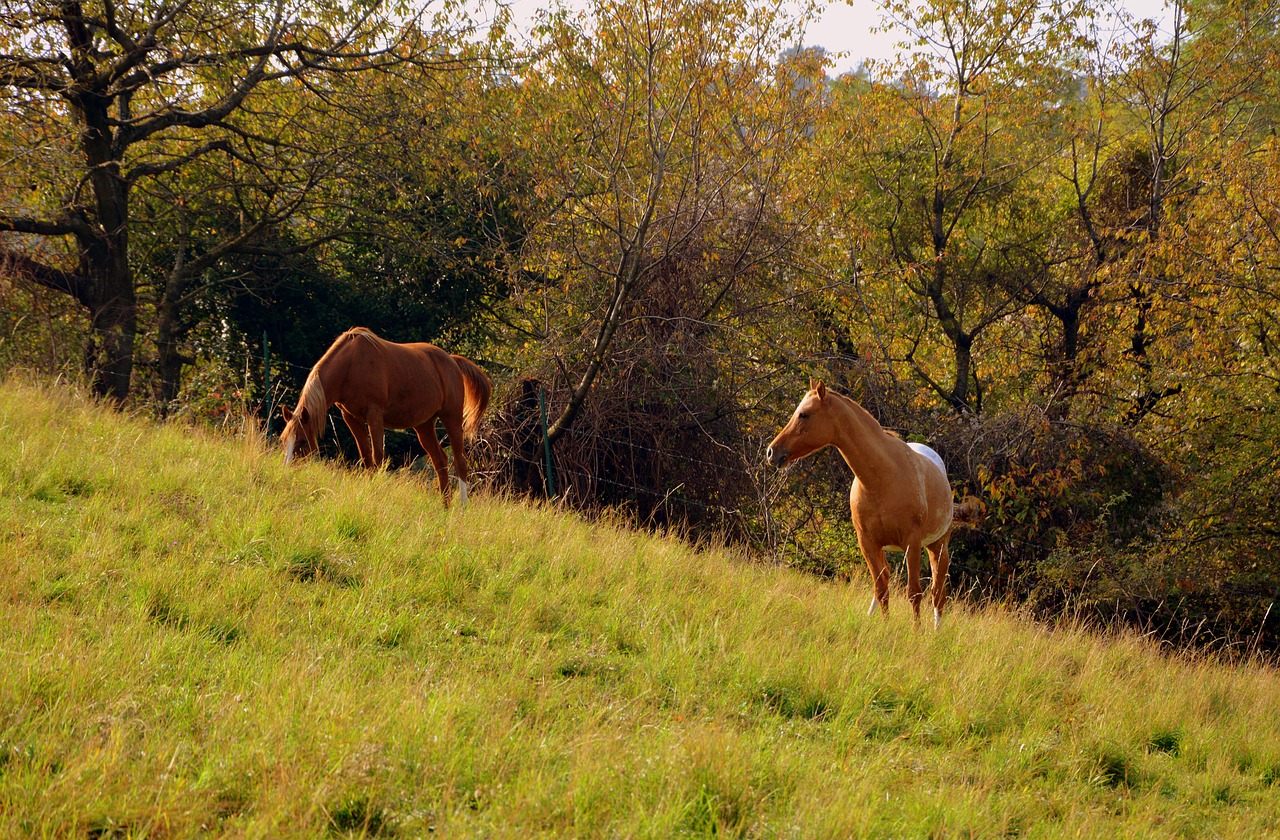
top-left (798, 412), bottom-right (809, 420)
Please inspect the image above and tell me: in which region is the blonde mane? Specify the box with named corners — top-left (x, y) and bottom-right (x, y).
top-left (346, 326), bottom-right (381, 348)
top-left (297, 368), bottom-right (328, 443)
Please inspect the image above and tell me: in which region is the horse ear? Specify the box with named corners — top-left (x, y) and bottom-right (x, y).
top-left (815, 380), bottom-right (827, 399)
top-left (282, 406), bottom-right (293, 423)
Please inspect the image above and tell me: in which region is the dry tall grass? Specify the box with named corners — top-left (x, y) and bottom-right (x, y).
top-left (1, 380), bottom-right (1278, 837)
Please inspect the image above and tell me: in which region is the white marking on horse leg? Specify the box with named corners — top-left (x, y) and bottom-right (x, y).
top-left (933, 608), bottom-right (942, 630)
top-left (868, 595), bottom-right (878, 616)
top-left (456, 478), bottom-right (469, 508)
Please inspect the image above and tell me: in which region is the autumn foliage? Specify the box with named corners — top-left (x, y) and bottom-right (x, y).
top-left (3, 0), bottom-right (1278, 653)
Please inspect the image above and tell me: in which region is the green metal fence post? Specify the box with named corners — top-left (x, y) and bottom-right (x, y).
top-left (262, 331), bottom-right (271, 401)
top-left (538, 386), bottom-right (556, 498)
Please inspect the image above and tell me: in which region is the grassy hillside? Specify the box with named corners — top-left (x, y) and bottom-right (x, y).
top-left (1, 380), bottom-right (1278, 838)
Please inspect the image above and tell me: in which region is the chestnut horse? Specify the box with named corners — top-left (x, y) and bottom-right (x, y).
top-left (280, 327), bottom-right (490, 506)
top-left (766, 380), bottom-right (977, 627)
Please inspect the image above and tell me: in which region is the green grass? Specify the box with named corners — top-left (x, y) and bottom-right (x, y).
top-left (2, 379), bottom-right (1279, 837)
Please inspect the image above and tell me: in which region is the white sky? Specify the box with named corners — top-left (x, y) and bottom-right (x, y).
top-left (803, 0), bottom-right (1174, 73)
top-left (495, 0), bottom-right (1175, 75)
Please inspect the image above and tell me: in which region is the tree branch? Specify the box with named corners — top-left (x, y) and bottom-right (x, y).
top-left (0, 212), bottom-right (83, 238)
top-left (125, 139), bottom-right (234, 182)
top-left (0, 248), bottom-right (85, 299)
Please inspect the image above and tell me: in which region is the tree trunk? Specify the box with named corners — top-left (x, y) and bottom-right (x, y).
top-left (1043, 286), bottom-right (1091, 422)
top-left (154, 270), bottom-right (195, 410)
top-left (73, 66), bottom-right (138, 403)
top-left (78, 231), bottom-right (137, 403)
top-left (83, 291), bottom-right (137, 403)
top-left (154, 307), bottom-right (183, 409)
top-left (926, 259), bottom-right (977, 413)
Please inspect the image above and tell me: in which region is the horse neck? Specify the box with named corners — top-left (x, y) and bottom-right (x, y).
top-left (309, 331), bottom-right (364, 408)
top-left (825, 393), bottom-right (900, 488)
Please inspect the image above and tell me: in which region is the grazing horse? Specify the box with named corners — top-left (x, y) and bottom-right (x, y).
top-left (765, 379), bottom-right (977, 627)
top-left (280, 327), bottom-right (490, 507)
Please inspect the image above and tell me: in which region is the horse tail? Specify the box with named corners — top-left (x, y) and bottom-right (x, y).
top-left (950, 496), bottom-right (984, 532)
top-left (452, 354), bottom-right (491, 441)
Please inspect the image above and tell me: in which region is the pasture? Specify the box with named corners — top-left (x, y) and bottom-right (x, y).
top-left (1, 380), bottom-right (1278, 837)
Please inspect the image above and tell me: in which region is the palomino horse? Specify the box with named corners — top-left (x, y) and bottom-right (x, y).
top-left (280, 327), bottom-right (491, 506)
top-left (766, 380), bottom-right (976, 627)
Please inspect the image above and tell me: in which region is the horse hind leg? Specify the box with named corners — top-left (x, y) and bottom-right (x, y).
top-left (365, 407), bottom-right (386, 469)
top-left (414, 421), bottom-right (452, 505)
top-left (927, 540), bottom-right (951, 629)
top-left (441, 412), bottom-right (471, 508)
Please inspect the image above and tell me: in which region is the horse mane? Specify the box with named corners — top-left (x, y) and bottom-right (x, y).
top-left (314, 327), bottom-right (379, 366)
top-left (823, 387), bottom-right (905, 440)
top-left (346, 326), bottom-right (382, 348)
top-left (297, 367), bottom-right (328, 443)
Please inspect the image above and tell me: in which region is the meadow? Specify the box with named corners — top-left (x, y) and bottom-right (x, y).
top-left (2, 379), bottom-right (1278, 837)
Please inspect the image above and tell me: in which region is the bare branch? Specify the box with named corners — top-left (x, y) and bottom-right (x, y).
top-left (0, 248), bottom-right (84, 299)
top-left (125, 139), bottom-right (235, 182)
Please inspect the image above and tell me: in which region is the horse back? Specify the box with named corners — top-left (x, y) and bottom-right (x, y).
top-left (326, 333), bottom-right (452, 428)
top-left (390, 341), bottom-right (461, 424)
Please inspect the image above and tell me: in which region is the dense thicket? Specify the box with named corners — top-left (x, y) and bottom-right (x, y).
top-left (3, 0), bottom-right (1277, 653)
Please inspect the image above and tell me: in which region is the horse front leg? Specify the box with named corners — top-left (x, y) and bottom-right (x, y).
top-left (366, 407), bottom-right (386, 469)
top-left (858, 536), bottom-right (891, 616)
top-left (339, 408), bottom-right (376, 469)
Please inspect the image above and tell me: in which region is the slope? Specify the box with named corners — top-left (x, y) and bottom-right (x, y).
top-left (1, 380), bottom-right (1278, 837)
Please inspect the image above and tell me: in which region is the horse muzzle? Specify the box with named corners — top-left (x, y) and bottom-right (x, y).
top-left (765, 446), bottom-right (788, 468)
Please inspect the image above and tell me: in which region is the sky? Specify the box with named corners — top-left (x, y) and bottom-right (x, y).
top-left (803, 0), bottom-right (1174, 73)
top-left (497, 0), bottom-right (1175, 76)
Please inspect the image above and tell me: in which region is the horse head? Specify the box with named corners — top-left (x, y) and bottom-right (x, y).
top-left (766, 378), bottom-right (836, 468)
top-left (281, 405), bottom-right (318, 463)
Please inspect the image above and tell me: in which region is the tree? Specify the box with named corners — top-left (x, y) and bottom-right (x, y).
top-left (1100, 0), bottom-right (1276, 424)
top-left (507, 0), bottom-right (826, 445)
top-left (830, 0), bottom-right (1085, 413)
top-left (0, 0), bottom-right (457, 401)
top-left (1017, 17), bottom-right (1143, 421)
top-left (155, 40), bottom-right (535, 412)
